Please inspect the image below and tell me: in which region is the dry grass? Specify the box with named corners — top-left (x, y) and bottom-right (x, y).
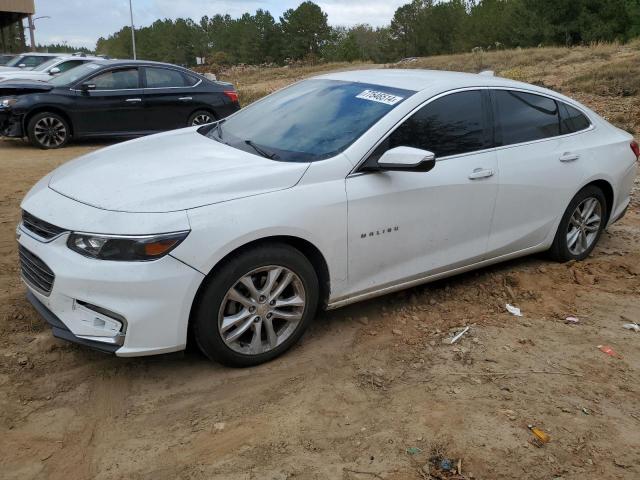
top-left (214, 42), bottom-right (639, 134)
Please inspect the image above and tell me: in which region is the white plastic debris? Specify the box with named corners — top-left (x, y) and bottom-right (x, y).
top-left (565, 316), bottom-right (580, 324)
top-left (622, 323), bottom-right (640, 332)
top-left (446, 326), bottom-right (470, 345)
top-left (506, 304), bottom-right (523, 317)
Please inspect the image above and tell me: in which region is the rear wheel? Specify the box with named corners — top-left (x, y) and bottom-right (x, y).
top-left (549, 185), bottom-right (607, 262)
top-left (193, 243), bottom-right (319, 367)
top-left (27, 112), bottom-right (70, 149)
top-left (188, 110), bottom-right (215, 126)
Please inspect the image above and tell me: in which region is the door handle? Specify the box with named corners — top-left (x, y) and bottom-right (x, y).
top-left (559, 152), bottom-right (580, 162)
top-left (468, 168), bottom-right (495, 180)
top-left (179, 96), bottom-right (193, 101)
top-left (125, 98), bottom-right (142, 103)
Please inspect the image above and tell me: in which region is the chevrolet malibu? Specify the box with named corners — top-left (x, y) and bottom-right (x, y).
top-left (18, 70), bottom-right (638, 367)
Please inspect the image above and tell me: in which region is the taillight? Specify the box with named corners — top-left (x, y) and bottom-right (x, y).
top-left (224, 90), bottom-right (239, 103)
top-left (631, 140), bottom-right (640, 160)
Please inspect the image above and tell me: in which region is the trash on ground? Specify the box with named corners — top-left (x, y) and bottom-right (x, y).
top-left (528, 425), bottom-right (550, 446)
top-left (622, 323), bottom-right (639, 332)
top-left (444, 326), bottom-right (470, 345)
top-left (406, 446), bottom-right (422, 455)
top-left (597, 345), bottom-right (618, 357)
top-left (565, 316), bottom-right (580, 324)
top-left (440, 458), bottom-right (453, 471)
top-left (506, 304), bottom-right (523, 317)
top-left (581, 407), bottom-right (590, 415)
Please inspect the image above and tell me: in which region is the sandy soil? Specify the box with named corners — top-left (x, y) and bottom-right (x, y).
top-left (1, 127), bottom-right (639, 477)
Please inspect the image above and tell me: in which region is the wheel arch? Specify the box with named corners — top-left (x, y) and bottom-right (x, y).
top-left (24, 107), bottom-right (74, 136)
top-left (583, 179), bottom-right (614, 225)
top-left (187, 235), bottom-right (332, 340)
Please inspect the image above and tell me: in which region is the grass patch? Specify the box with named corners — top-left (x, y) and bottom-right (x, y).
top-left (569, 61), bottom-right (640, 97)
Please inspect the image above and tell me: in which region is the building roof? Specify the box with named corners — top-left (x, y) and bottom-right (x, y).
top-left (0, 0), bottom-right (35, 14)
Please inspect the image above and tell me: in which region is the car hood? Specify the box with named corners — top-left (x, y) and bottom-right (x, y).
top-left (0, 71), bottom-right (48, 81)
top-left (0, 79), bottom-right (54, 94)
top-left (47, 128), bottom-right (311, 213)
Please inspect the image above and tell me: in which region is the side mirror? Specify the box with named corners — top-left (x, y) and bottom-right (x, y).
top-left (377, 146), bottom-right (436, 172)
top-left (49, 67), bottom-right (61, 75)
top-left (18, 63), bottom-right (26, 69)
top-left (80, 82), bottom-right (96, 92)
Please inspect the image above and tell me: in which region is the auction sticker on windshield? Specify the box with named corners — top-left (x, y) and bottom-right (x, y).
top-left (356, 89), bottom-right (404, 105)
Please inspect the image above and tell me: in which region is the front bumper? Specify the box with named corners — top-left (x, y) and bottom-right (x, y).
top-left (0, 110), bottom-right (23, 137)
top-left (18, 229), bottom-right (205, 357)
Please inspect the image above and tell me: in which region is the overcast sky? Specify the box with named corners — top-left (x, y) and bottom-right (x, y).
top-left (31, 0), bottom-right (408, 49)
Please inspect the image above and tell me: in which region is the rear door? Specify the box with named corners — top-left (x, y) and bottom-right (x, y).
top-left (142, 66), bottom-right (200, 131)
top-left (486, 89), bottom-right (593, 257)
top-left (72, 66), bottom-right (146, 135)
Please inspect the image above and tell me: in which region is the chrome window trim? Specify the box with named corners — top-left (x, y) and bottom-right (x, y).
top-left (349, 85), bottom-right (596, 176)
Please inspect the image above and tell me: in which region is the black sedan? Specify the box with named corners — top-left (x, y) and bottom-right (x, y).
top-left (0, 60), bottom-right (240, 149)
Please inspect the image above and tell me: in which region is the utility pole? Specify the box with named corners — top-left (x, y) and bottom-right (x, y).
top-left (129, 0), bottom-right (137, 59)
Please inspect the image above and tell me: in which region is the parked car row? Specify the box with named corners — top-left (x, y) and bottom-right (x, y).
top-left (0, 58), bottom-right (240, 148)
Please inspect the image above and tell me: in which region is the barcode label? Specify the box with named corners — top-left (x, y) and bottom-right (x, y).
top-left (356, 89), bottom-right (404, 105)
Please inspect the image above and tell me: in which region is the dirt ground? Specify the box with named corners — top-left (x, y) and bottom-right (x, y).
top-left (1, 45), bottom-right (640, 478)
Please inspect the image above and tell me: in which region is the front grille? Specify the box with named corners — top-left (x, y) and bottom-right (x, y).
top-left (22, 210), bottom-right (66, 240)
top-left (18, 245), bottom-right (55, 296)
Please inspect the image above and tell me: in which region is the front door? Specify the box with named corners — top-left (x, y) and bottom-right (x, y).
top-left (72, 67), bottom-right (146, 135)
top-left (346, 90), bottom-right (499, 295)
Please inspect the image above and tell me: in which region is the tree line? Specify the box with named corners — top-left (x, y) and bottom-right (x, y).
top-left (93, 0), bottom-right (640, 66)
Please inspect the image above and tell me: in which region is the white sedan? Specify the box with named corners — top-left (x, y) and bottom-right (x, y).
top-left (0, 55), bottom-right (102, 82)
top-left (18, 70), bottom-right (638, 366)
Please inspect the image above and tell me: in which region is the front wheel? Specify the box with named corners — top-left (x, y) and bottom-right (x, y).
top-left (27, 112), bottom-right (70, 149)
top-left (549, 185), bottom-right (607, 262)
top-left (193, 244), bottom-right (319, 367)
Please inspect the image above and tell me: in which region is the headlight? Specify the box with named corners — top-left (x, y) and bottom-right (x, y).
top-left (67, 231), bottom-right (189, 261)
top-left (0, 97), bottom-right (17, 108)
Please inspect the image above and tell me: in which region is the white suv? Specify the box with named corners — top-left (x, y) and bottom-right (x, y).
top-left (18, 70), bottom-right (638, 366)
top-left (0, 55), bottom-right (103, 82)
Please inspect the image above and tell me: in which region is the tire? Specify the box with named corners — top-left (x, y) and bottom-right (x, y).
top-left (549, 185), bottom-right (607, 262)
top-left (188, 110), bottom-right (215, 127)
top-left (27, 112), bottom-right (70, 149)
top-left (193, 243), bottom-right (319, 367)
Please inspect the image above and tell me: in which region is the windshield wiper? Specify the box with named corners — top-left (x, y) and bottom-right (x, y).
top-left (245, 140), bottom-right (280, 159)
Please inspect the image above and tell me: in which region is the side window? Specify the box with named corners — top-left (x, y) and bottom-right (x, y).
top-left (560, 102), bottom-right (590, 134)
top-left (22, 56), bottom-right (50, 68)
top-left (383, 90), bottom-right (488, 158)
top-left (493, 90), bottom-right (560, 145)
top-left (56, 60), bottom-right (84, 73)
top-left (145, 67), bottom-right (190, 88)
top-left (91, 68), bottom-right (139, 90)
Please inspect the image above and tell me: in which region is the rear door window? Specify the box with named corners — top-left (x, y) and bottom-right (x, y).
top-left (493, 90), bottom-right (560, 146)
top-left (144, 67), bottom-right (190, 88)
top-left (56, 60), bottom-right (85, 73)
top-left (382, 90), bottom-right (490, 158)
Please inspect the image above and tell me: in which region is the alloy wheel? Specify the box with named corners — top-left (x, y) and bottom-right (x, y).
top-left (566, 197), bottom-right (602, 256)
top-left (191, 113), bottom-right (213, 126)
top-left (33, 116), bottom-right (67, 148)
top-left (218, 265), bottom-right (306, 355)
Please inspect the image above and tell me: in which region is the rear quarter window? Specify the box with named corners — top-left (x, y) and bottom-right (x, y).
top-left (560, 102), bottom-right (591, 134)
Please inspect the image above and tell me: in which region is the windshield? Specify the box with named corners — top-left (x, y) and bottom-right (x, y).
top-left (204, 79), bottom-right (415, 162)
top-left (49, 62), bottom-right (102, 86)
top-left (33, 58), bottom-right (61, 71)
top-left (5, 55), bottom-right (25, 67)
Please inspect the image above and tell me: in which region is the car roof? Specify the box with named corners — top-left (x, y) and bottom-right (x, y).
top-left (87, 59), bottom-right (191, 69)
top-left (318, 69), bottom-right (558, 97)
